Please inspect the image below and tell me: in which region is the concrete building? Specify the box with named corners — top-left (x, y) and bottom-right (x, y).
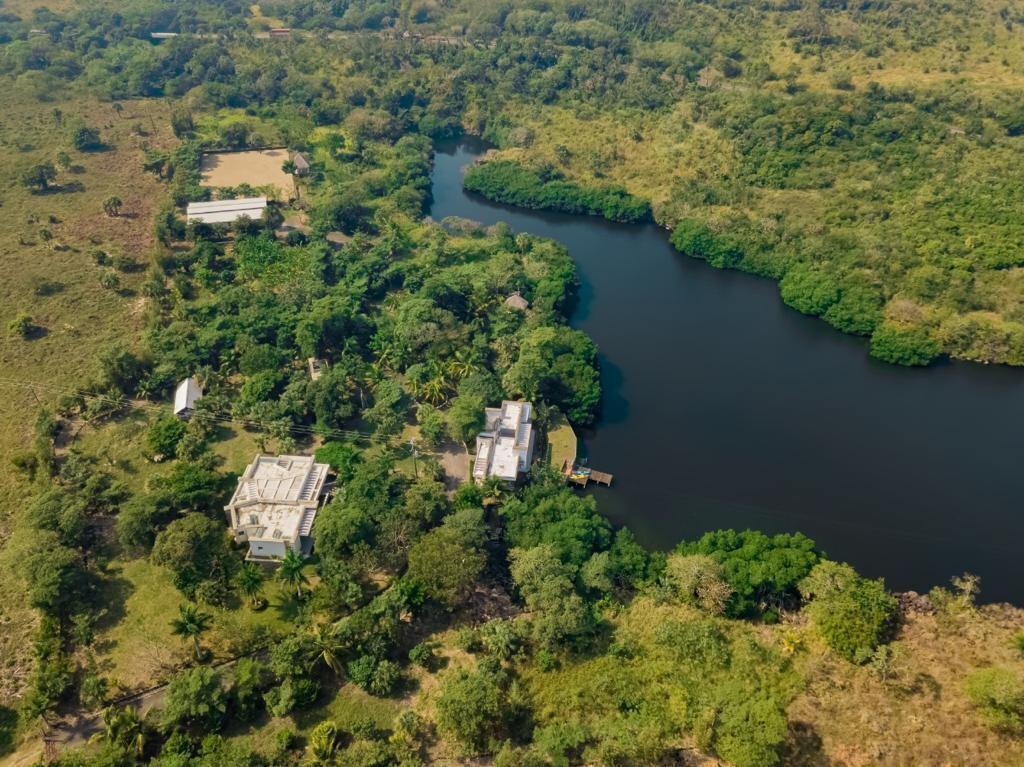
top-left (226, 455), bottom-right (329, 561)
top-left (472, 401), bottom-right (536, 483)
top-left (186, 197), bottom-right (267, 225)
top-left (173, 377), bottom-right (203, 419)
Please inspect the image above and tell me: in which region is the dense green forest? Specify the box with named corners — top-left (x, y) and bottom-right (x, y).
top-left (2, 0), bottom-right (1024, 362)
top-left (2, 1), bottom-right (1024, 766)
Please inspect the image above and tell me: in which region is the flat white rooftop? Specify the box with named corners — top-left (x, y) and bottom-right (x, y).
top-left (474, 400), bottom-right (535, 482)
top-left (489, 435), bottom-right (520, 481)
top-left (186, 196), bottom-right (267, 225)
top-left (230, 454), bottom-right (327, 506)
top-left (227, 455), bottom-right (328, 546)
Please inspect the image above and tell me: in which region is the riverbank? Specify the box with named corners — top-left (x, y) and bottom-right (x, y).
top-left (430, 137), bottom-right (1024, 603)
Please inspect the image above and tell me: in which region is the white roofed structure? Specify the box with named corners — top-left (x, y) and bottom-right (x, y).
top-left (226, 455), bottom-right (330, 561)
top-left (473, 401), bottom-right (536, 484)
top-left (186, 196), bottom-right (267, 225)
top-left (173, 377), bottom-right (203, 419)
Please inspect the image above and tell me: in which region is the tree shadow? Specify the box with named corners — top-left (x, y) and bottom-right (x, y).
top-left (95, 572), bottom-right (136, 632)
top-left (31, 181), bottom-right (86, 195)
top-left (781, 721), bottom-right (830, 767)
top-left (0, 705), bottom-right (15, 757)
top-left (274, 592), bottom-right (306, 622)
top-left (23, 324), bottom-right (49, 341)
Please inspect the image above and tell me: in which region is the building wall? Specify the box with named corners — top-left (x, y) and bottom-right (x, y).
top-left (249, 539), bottom-right (287, 560)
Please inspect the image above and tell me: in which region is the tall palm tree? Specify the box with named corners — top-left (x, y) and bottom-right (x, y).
top-left (170, 603), bottom-right (213, 661)
top-left (309, 623), bottom-right (343, 676)
top-left (279, 549), bottom-right (309, 599)
top-left (93, 706), bottom-right (145, 756)
top-left (237, 562), bottom-right (265, 609)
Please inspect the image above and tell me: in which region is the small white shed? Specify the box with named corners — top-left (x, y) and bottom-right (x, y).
top-left (174, 377), bottom-right (203, 419)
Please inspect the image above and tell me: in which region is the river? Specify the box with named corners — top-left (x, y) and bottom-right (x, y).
top-left (429, 137), bottom-right (1024, 603)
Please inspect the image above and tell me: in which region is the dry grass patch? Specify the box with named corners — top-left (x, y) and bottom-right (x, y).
top-left (789, 604), bottom-right (1024, 766)
top-left (200, 149), bottom-right (295, 200)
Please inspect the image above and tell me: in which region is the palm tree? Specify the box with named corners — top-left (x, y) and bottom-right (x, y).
top-left (422, 375), bottom-right (449, 405)
top-left (170, 603), bottom-right (213, 661)
top-left (309, 623), bottom-right (343, 676)
top-left (446, 350), bottom-right (478, 381)
top-left (237, 562), bottom-right (265, 609)
top-left (481, 476), bottom-right (510, 506)
top-left (307, 721), bottom-right (341, 766)
top-left (93, 706), bottom-right (145, 757)
top-left (279, 549), bottom-right (309, 599)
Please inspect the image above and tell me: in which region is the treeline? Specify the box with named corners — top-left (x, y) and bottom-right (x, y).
top-left (464, 159), bottom-right (650, 223)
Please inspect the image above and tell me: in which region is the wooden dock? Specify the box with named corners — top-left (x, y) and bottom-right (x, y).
top-left (563, 462), bottom-right (613, 488)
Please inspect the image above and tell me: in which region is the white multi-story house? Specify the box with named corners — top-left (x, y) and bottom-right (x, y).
top-left (225, 455), bottom-right (329, 562)
top-left (472, 401), bottom-right (536, 484)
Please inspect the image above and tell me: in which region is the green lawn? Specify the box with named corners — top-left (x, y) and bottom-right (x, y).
top-left (94, 558), bottom-right (293, 693)
top-left (546, 409), bottom-right (577, 472)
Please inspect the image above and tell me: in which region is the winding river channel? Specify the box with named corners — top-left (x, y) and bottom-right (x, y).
top-left (430, 137), bottom-right (1024, 603)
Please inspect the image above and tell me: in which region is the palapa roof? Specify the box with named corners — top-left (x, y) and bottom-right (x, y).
top-left (504, 291), bottom-right (529, 311)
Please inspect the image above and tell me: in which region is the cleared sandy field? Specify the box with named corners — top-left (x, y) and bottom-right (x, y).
top-left (200, 148), bottom-right (295, 198)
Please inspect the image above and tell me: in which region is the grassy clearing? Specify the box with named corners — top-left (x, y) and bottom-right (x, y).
top-left (0, 90), bottom-right (174, 706)
top-left (789, 605), bottom-right (1024, 766)
top-left (93, 557), bottom-right (294, 694)
top-left (546, 409), bottom-right (576, 472)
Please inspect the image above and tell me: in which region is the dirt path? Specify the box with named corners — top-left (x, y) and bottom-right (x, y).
top-left (437, 439), bottom-right (468, 495)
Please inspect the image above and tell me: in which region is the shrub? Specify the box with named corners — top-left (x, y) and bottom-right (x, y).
top-left (71, 125), bottom-right (103, 151)
top-left (409, 641), bottom-right (438, 669)
top-left (800, 561), bottom-right (898, 662)
top-left (147, 415), bottom-right (186, 457)
top-left (670, 219), bottom-right (744, 269)
top-left (8, 313), bottom-right (34, 338)
top-left (264, 677), bottom-right (319, 717)
top-left (436, 667), bottom-right (512, 754)
top-left (965, 667), bottom-right (1024, 733)
top-left (779, 264), bottom-right (840, 316)
top-left (163, 667), bottom-right (228, 730)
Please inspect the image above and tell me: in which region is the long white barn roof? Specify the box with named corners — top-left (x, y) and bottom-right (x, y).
top-left (186, 196), bottom-right (267, 225)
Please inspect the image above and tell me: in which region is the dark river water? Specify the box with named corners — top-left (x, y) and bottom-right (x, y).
top-left (430, 138), bottom-right (1024, 603)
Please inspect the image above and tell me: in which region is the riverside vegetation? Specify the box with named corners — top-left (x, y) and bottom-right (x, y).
top-left (1, 2), bottom-right (1024, 766)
